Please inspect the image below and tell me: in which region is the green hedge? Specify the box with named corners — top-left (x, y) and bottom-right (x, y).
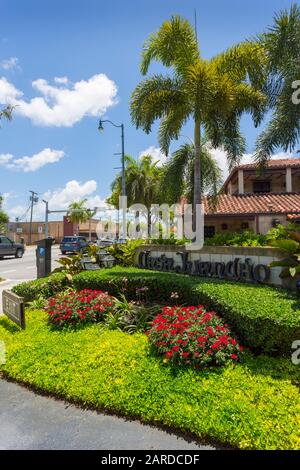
top-left (73, 268), bottom-right (300, 355)
top-left (12, 267), bottom-right (300, 355)
top-left (12, 273), bottom-right (68, 301)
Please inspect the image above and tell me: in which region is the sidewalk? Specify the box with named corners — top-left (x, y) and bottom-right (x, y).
top-left (0, 379), bottom-right (215, 450)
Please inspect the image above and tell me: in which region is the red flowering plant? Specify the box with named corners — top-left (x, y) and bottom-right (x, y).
top-left (45, 289), bottom-right (114, 329)
top-left (147, 305), bottom-right (243, 368)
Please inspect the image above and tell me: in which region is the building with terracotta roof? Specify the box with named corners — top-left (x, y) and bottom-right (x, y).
top-left (204, 158), bottom-right (300, 236)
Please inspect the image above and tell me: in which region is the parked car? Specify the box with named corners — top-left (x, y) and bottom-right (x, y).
top-left (94, 238), bottom-right (114, 247)
top-left (0, 235), bottom-right (25, 259)
top-left (60, 236), bottom-right (89, 254)
top-left (94, 238), bottom-right (127, 247)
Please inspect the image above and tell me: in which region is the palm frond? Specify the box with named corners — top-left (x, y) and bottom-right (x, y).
top-left (141, 15), bottom-right (199, 75)
top-left (130, 75), bottom-right (186, 133)
top-left (255, 4), bottom-right (300, 159)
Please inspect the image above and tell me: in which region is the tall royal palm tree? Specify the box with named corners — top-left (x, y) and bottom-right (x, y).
top-left (107, 155), bottom-right (162, 233)
top-left (67, 199), bottom-right (90, 236)
top-left (130, 16), bottom-right (266, 224)
top-left (255, 4), bottom-right (300, 162)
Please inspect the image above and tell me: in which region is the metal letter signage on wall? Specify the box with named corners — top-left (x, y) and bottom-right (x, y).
top-left (138, 250), bottom-right (271, 284)
top-left (2, 290), bottom-right (25, 329)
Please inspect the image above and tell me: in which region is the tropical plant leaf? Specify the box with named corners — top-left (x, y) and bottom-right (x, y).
top-left (271, 238), bottom-right (299, 253)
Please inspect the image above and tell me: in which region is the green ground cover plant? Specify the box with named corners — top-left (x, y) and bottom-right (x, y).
top-left (0, 309), bottom-right (299, 450)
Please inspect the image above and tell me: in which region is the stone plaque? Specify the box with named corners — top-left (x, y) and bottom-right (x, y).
top-left (2, 290), bottom-right (25, 329)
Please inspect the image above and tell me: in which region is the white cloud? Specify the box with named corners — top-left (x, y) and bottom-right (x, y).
top-left (4, 179), bottom-right (111, 221)
top-left (0, 77), bottom-right (22, 103)
top-left (0, 73), bottom-right (118, 127)
top-left (1, 57), bottom-right (20, 71)
top-left (139, 146), bottom-right (167, 167)
top-left (54, 76), bottom-right (69, 85)
top-left (0, 153), bottom-right (13, 165)
top-left (43, 180), bottom-right (99, 210)
top-left (0, 148), bottom-right (65, 172)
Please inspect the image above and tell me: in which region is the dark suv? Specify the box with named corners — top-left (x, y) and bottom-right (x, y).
top-left (0, 236), bottom-right (25, 259)
top-left (60, 236), bottom-right (89, 254)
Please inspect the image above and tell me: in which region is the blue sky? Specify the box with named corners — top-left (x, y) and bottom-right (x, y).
top-left (0, 0), bottom-right (298, 221)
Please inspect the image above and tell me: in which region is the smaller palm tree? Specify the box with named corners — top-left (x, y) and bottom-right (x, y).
top-left (67, 200), bottom-right (90, 236)
top-left (107, 155), bottom-right (162, 234)
top-left (0, 105), bottom-right (13, 127)
top-left (160, 142), bottom-right (222, 205)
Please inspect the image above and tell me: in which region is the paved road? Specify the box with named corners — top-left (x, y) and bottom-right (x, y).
top-left (0, 246), bottom-right (61, 312)
top-left (0, 245), bottom-right (61, 281)
top-left (0, 379), bottom-right (214, 450)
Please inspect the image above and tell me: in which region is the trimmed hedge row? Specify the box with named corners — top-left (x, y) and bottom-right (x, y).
top-left (73, 268), bottom-right (300, 355)
top-left (12, 273), bottom-right (68, 301)
top-left (13, 267), bottom-right (300, 355)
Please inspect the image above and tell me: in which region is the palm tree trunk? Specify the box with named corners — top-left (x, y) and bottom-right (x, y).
top-left (193, 120), bottom-right (202, 231)
top-left (88, 219), bottom-right (92, 241)
top-left (147, 210), bottom-right (151, 239)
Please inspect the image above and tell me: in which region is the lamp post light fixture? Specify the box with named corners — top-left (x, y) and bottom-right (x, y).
top-left (98, 119), bottom-right (126, 241)
top-left (42, 199), bottom-right (49, 238)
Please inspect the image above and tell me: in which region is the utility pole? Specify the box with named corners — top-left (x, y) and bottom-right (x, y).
top-left (15, 217), bottom-right (19, 242)
top-left (29, 190), bottom-right (38, 245)
top-left (42, 200), bottom-right (49, 238)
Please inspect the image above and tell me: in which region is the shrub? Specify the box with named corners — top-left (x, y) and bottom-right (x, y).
top-left (102, 294), bottom-right (160, 334)
top-left (73, 269), bottom-right (195, 304)
top-left (149, 237), bottom-right (188, 245)
top-left (12, 273), bottom-right (68, 302)
top-left (148, 305), bottom-right (242, 368)
top-left (108, 240), bottom-right (144, 266)
top-left (45, 289), bottom-right (114, 329)
top-left (73, 267), bottom-right (300, 355)
top-left (204, 230), bottom-right (268, 247)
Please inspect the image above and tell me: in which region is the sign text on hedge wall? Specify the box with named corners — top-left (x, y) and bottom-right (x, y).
top-left (138, 251), bottom-right (271, 283)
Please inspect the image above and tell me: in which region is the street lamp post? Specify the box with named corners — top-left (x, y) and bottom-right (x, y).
top-left (98, 119), bottom-right (126, 240)
top-left (42, 199), bottom-right (49, 238)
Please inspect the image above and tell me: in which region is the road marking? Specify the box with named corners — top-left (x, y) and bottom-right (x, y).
top-left (0, 269), bottom-right (16, 274)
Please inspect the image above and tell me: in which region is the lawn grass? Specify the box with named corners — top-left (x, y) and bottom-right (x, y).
top-left (0, 309), bottom-right (299, 450)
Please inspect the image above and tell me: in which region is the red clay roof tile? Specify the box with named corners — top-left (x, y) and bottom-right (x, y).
top-left (204, 193), bottom-right (300, 216)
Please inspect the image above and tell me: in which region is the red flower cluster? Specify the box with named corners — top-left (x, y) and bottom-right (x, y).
top-left (45, 289), bottom-right (114, 329)
top-left (147, 305), bottom-right (243, 368)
